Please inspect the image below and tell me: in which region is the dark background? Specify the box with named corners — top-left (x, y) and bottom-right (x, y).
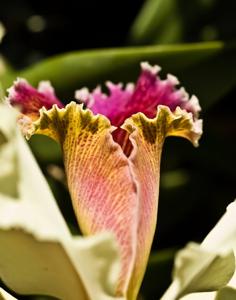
top-left (0, 0), bottom-right (143, 68)
top-left (1, 0), bottom-right (236, 67)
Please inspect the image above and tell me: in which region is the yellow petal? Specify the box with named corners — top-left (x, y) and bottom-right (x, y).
top-left (0, 103), bottom-right (124, 300)
top-left (28, 103), bottom-right (202, 300)
top-left (122, 105), bottom-right (202, 300)
top-left (31, 102), bottom-right (139, 297)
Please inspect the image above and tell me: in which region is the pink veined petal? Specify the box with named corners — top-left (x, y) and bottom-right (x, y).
top-left (21, 103), bottom-right (202, 300)
top-left (129, 62), bottom-right (200, 119)
top-left (122, 105), bottom-right (202, 300)
top-left (76, 82), bottom-right (135, 155)
top-left (76, 82), bottom-right (134, 126)
top-left (31, 103), bottom-right (139, 297)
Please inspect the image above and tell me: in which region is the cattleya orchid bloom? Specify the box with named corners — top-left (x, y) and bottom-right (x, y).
top-left (8, 62), bottom-right (202, 300)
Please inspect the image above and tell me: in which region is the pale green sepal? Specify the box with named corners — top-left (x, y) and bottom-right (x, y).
top-left (161, 243), bottom-right (234, 300)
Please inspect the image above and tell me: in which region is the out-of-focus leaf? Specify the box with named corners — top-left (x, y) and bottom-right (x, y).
top-left (128, 0), bottom-right (181, 44)
top-left (0, 82), bottom-right (5, 101)
top-left (140, 248), bottom-right (176, 300)
top-left (128, 0), bottom-right (217, 45)
top-left (161, 243), bottom-right (234, 300)
top-left (0, 24), bottom-right (15, 86)
top-left (179, 45), bottom-right (236, 109)
top-left (0, 104), bottom-right (123, 300)
top-left (28, 135), bottom-right (62, 163)
top-left (0, 56), bottom-right (15, 85)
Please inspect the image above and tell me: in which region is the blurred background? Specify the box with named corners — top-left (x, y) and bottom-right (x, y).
top-left (0, 0), bottom-right (236, 299)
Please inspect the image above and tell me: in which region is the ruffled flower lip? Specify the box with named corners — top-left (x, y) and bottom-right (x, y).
top-left (74, 62), bottom-right (202, 152)
top-left (75, 62), bottom-right (201, 126)
top-left (7, 62), bottom-right (202, 151)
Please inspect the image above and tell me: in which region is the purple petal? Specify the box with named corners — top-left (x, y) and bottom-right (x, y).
top-left (75, 82), bottom-right (134, 127)
top-left (75, 62), bottom-right (201, 128)
top-left (7, 78), bottom-right (64, 119)
top-left (130, 62), bottom-right (201, 120)
top-left (75, 62), bottom-right (201, 154)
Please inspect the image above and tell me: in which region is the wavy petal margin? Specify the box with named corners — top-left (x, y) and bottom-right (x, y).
top-left (122, 105), bottom-right (202, 300)
top-left (30, 102), bottom-right (139, 296)
top-left (23, 102), bottom-right (202, 300)
top-left (7, 78), bottom-right (63, 120)
top-left (75, 62), bottom-right (201, 155)
top-left (75, 62), bottom-right (201, 128)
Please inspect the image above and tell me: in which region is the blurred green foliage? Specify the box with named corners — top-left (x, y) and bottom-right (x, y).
top-left (129, 0), bottom-right (236, 45)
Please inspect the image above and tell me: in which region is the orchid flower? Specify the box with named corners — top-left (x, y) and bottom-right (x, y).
top-left (8, 62), bottom-right (203, 300)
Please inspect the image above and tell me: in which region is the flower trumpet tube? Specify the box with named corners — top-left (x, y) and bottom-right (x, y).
top-left (8, 62), bottom-right (202, 300)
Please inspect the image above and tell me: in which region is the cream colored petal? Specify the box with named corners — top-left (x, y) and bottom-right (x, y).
top-left (0, 288), bottom-right (17, 300)
top-left (161, 243), bottom-right (234, 300)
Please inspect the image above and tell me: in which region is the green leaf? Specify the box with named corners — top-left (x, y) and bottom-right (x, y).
top-left (128, 0), bottom-right (217, 45)
top-left (28, 135), bottom-right (62, 163)
top-left (178, 44), bottom-right (236, 109)
top-left (0, 55), bottom-right (15, 86)
top-left (128, 0), bottom-right (181, 44)
top-left (0, 82), bottom-right (5, 102)
top-left (0, 104), bottom-right (123, 300)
